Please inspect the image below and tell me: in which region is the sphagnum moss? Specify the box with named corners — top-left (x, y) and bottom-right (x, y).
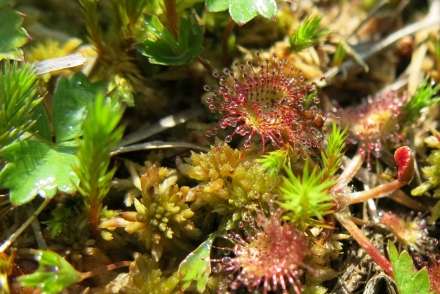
top-left (100, 161), bottom-right (201, 261)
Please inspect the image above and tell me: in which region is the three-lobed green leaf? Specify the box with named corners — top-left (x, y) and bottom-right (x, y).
top-left (18, 250), bottom-right (83, 294)
top-left (137, 14), bottom-right (203, 66)
top-left (388, 241), bottom-right (432, 294)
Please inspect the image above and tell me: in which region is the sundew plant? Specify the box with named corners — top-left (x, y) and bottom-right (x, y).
top-left (1, 1), bottom-right (440, 293)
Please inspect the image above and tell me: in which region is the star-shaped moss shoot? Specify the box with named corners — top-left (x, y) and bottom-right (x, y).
top-left (100, 161), bottom-right (201, 261)
top-left (204, 52), bottom-right (325, 154)
top-left (213, 208), bottom-right (311, 294)
top-left (337, 91), bottom-right (407, 169)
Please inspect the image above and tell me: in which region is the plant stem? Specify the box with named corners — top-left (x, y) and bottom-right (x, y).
top-left (335, 209), bottom-right (393, 277)
top-left (80, 260), bottom-right (132, 280)
top-left (347, 180), bottom-right (404, 204)
top-left (0, 198), bottom-right (52, 253)
top-left (26, 202), bottom-right (47, 250)
top-left (332, 153), bottom-right (363, 193)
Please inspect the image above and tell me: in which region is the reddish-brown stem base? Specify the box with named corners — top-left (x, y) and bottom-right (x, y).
top-left (89, 208), bottom-right (100, 239)
top-left (335, 209), bottom-right (393, 277)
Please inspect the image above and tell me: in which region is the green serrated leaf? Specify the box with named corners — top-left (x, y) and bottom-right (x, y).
top-left (206, 0), bottom-right (277, 25)
top-left (413, 268), bottom-right (431, 294)
top-left (255, 0), bottom-right (276, 19)
top-left (205, 0), bottom-right (229, 12)
top-left (137, 14), bottom-right (203, 66)
top-left (178, 232), bottom-right (219, 292)
top-left (18, 250), bottom-right (83, 294)
top-left (0, 6), bottom-right (30, 61)
top-left (388, 241), bottom-right (431, 294)
top-left (229, 0), bottom-right (258, 25)
top-left (0, 140), bottom-right (79, 206)
top-left (52, 72), bottom-right (105, 142)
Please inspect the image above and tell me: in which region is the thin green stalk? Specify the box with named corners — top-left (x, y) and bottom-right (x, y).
top-left (0, 198), bottom-right (51, 253)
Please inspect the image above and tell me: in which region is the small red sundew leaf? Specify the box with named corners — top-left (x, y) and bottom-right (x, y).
top-left (394, 146), bottom-right (414, 184)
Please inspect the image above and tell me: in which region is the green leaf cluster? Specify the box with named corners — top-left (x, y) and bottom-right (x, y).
top-left (74, 93), bottom-right (125, 234)
top-left (41, 206), bottom-right (75, 238)
top-left (0, 73), bottom-right (103, 205)
top-left (0, 62), bottom-right (40, 149)
top-left (388, 242), bottom-right (432, 294)
top-left (18, 250), bottom-right (83, 294)
top-left (402, 78), bottom-right (440, 125)
top-left (79, 0), bottom-right (149, 106)
top-left (289, 15), bottom-right (330, 53)
top-left (137, 14), bottom-right (204, 66)
top-left (0, 5), bottom-right (30, 61)
top-left (278, 162), bottom-right (335, 229)
top-left (205, 0), bottom-right (278, 25)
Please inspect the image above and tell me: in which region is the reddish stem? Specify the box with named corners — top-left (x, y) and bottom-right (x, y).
top-left (335, 209), bottom-right (393, 277)
top-left (89, 207), bottom-right (100, 239)
top-left (332, 153), bottom-right (363, 194)
top-left (81, 260), bottom-right (132, 280)
top-left (347, 180), bottom-right (404, 204)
